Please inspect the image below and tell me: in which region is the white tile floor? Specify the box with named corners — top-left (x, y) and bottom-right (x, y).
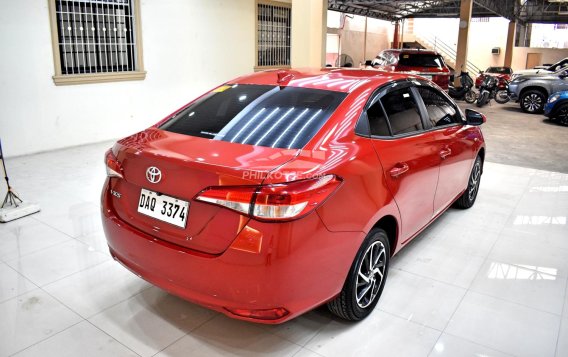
top-left (1, 141), bottom-right (567, 357)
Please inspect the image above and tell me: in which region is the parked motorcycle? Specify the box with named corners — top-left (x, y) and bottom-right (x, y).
top-left (476, 75), bottom-right (510, 107)
top-left (494, 76), bottom-right (510, 104)
top-left (449, 71), bottom-right (476, 103)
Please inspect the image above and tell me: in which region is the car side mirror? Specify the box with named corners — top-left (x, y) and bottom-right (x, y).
top-left (465, 109), bottom-right (486, 126)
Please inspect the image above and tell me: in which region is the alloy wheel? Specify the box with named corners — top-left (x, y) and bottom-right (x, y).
top-left (468, 160), bottom-right (482, 201)
top-left (355, 240), bottom-right (387, 308)
top-left (523, 94), bottom-right (543, 112)
top-left (558, 106), bottom-right (568, 126)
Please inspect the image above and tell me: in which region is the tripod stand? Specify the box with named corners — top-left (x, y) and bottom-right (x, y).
top-left (0, 139), bottom-right (22, 208)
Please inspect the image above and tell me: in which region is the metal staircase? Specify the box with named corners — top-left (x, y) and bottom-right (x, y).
top-left (410, 34), bottom-right (482, 75)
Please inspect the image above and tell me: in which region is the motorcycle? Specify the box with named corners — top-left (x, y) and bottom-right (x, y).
top-left (476, 75), bottom-right (510, 107)
top-left (494, 76), bottom-right (510, 104)
top-left (449, 71), bottom-right (476, 103)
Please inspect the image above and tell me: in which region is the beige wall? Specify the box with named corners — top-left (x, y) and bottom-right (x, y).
top-left (512, 47), bottom-right (568, 70)
top-left (291, 0), bottom-right (327, 68)
top-left (327, 12), bottom-right (392, 66)
top-left (413, 17), bottom-right (509, 71)
top-left (413, 17), bottom-right (568, 72)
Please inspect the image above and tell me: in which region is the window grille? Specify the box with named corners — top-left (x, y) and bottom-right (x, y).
top-left (554, 24), bottom-right (568, 30)
top-left (472, 17), bottom-right (490, 22)
top-left (54, 0), bottom-right (137, 75)
top-left (256, 2), bottom-right (291, 68)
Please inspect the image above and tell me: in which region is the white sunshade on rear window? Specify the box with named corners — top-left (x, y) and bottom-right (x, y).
top-left (160, 84), bottom-right (347, 149)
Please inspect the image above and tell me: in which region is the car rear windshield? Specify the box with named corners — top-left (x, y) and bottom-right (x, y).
top-left (487, 67), bottom-right (512, 74)
top-left (398, 54), bottom-right (445, 68)
top-left (159, 84), bottom-right (347, 149)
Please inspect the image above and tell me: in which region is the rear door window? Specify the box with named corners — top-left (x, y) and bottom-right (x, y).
top-left (377, 87), bottom-right (423, 136)
top-left (366, 99), bottom-right (390, 136)
top-left (416, 87), bottom-right (462, 127)
top-left (160, 84), bottom-right (346, 149)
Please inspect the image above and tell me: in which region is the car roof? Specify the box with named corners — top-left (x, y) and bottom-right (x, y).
top-left (228, 68), bottom-right (417, 94)
top-left (382, 48), bottom-right (439, 56)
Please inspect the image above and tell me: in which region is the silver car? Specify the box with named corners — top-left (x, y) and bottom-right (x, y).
top-left (511, 57), bottom-right (568, 80)
top-left (508, 68), bottom-right (568, 113)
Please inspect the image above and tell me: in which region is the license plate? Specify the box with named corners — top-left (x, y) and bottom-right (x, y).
top-left (137, 189), bottom-right (189, 228)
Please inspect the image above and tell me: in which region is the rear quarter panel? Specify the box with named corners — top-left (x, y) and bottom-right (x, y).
top-left (263, 83), bottom-right (402, 251)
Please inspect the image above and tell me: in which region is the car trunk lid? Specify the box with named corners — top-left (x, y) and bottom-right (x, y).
top-left (108, 128), bottom-right (298, 254)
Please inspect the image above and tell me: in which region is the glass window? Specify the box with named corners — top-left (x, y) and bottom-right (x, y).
top-left (379, 88), bottom-right (423, 135)
top-left (373, 52), bottom-right (397, 66)
top-left (398, 54), bottom-right (445, 69)
top-left (160, 84), bottom-right (347, 149)
top-left (367, 100), bottom-right (390, 136)
top-left (487, 67), bottom-right (513, 74)
top-left (256, 2), bottom-right (291, 68)
top-left (50, 0), bottom-right (145, 84)
top-left (416, 87), bottom-right (461, 127)
top-left (372, 56), bottom-right (387, 66)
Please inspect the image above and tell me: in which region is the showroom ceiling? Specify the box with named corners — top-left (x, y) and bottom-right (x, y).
top-left (328, 0), bottom-right (568, 24)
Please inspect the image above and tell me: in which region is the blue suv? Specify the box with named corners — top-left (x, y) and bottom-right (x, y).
top-left (544, 91), bottom-right (568, 125)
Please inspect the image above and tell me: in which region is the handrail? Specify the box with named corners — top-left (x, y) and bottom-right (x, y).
top-left (415, 34), bottom-right (482, 75)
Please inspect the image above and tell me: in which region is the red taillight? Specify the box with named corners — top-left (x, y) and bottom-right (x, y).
top-left (194, 175), bottom-right (342, 221)
top-left (105, 149), bottom-right (123, 179)
top-left (224, 307), bottom-right (289, 320)
top-left (193, 185), bottom-right (256, 216)
top-left (432, 74), bottom-right (450, 89)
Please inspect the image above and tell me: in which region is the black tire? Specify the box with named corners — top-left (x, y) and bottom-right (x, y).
top-left (554, 103), bottom-right (568, 126)
top-left (464, 90), bottom-right (477, 104)
top-left (520, 90), bottom-right (546, 113)
top-left (327, 228), bottom-right (390, 321)
top-left (476, 91), bottom-right (489, 107)
top-left (494, 89), bottom-right (510, 104)
top-left (454, 155), bottom-right (482, 209)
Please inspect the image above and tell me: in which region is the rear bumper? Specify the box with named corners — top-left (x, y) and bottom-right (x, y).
top-left (101, 182), bottom-right (364, 324)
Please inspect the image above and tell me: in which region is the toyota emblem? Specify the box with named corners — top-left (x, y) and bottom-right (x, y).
top-left (146, 166), bottom-right (162, 183)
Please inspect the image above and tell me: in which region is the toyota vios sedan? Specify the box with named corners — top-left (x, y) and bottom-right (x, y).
top-left (102, 69), bottom-right (486, 324)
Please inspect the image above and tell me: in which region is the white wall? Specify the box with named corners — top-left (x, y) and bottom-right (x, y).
top-left (530, 23), bottom-right (568, 49)
top-left (0, 0), bottom-right (256, 157)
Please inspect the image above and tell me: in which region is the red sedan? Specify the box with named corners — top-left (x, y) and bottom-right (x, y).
top-left (102, 69), bottom-right (486, 324)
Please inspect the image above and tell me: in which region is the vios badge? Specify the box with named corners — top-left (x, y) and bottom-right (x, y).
top-left (146, 166), bottom-right (162, 183)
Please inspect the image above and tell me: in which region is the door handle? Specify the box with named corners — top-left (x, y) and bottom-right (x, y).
top-left (389, 163), bottom-right (409, 178)
top-left (440, 148), bottom-right (452, 159)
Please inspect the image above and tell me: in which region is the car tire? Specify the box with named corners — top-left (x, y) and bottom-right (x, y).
top-left (454, 155), bottom-right (482, 209)
top-left (464, 90), bottom-right (477, 104)
top-left (554, 103), bottom-right (568, 126)
top-left (494, 89), bottom-right (510, 104)
top-left (327, 228), bottom-right (390, 321)
top-left (476, 91), bottom-right (489, 107)
top-left (520, 90), bottom-right (546, 113)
